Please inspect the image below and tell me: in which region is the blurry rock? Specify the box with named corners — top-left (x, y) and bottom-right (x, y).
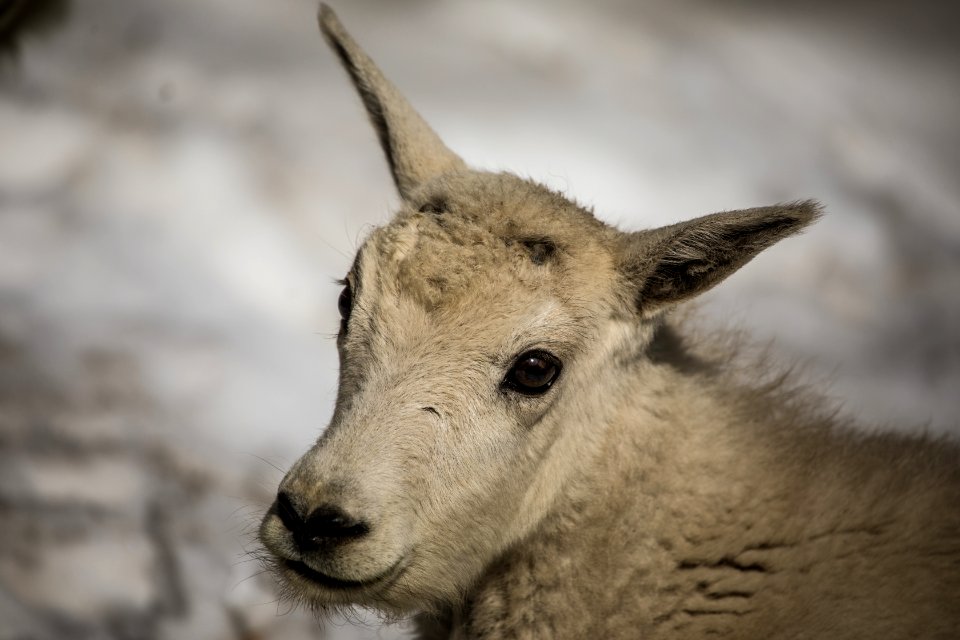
top-left (0, 0), bottom-right (70, 60)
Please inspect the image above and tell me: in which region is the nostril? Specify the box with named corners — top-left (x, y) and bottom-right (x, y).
top-left (303, 504), bottom-right (371, 543)
top-left (274, 491), bottom-right (305, 535)
top-left (273, 494), bottom-right (370, 550)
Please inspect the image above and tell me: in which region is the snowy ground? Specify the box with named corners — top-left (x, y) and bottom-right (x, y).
top-left (1, 0), bottom-right (958, 638)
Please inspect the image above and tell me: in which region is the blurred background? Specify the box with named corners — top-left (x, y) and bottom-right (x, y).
top-left (1, 0), bottom-right (958, 638)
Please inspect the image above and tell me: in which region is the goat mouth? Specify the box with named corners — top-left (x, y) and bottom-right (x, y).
top-left (283, 557), bottom-right (406, 591)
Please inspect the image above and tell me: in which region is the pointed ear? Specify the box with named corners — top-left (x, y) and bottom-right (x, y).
top-left (620, 201), bottom-right (822, 316)
top-left (318, 4), bottom-right (466, 201)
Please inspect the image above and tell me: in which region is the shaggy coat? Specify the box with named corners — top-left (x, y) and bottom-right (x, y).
top-left (259, 6), bottom-right (960, 639)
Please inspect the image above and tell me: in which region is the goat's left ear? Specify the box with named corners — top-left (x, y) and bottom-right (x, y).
top-left (619, 201), bottom-right (821, 317)
top-left (318, 4), bottom-right (466, 202)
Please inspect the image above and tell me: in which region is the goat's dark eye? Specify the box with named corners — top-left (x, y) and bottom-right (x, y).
top-left (504, 350), bottom-right (561, 396)
top-left (338, 284), bottom-right (352, 323)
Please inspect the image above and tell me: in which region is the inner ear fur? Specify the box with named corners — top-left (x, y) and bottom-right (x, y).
top-left (318, 4), bottom-right (466, 201)
top-left (621, 200), bottom-right (822, 316)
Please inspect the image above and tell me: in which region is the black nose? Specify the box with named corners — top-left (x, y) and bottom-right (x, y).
top-left (274, 491), bottom-right (370, 551)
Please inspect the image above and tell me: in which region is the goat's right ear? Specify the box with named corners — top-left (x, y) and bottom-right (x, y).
top-left (619, 201), bottom-right (821, 318)
top-left (318, 4), bottom-right (466, 202)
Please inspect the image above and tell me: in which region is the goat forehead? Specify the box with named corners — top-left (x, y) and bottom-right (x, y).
top-left (365, 214), bottom-right (548, 311)
top-left (352, 172), bottom-right (616, 315)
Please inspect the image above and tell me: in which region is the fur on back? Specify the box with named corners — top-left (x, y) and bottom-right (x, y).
top-left (453, 327), bottom-right (960, 639)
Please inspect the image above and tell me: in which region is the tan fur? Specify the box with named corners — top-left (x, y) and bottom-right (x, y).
top-left (259, 6), bottom-right (960, 638)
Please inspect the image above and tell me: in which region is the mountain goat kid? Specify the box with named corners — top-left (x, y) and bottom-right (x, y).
top-left (259, 5), bottom-right (960, 638)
